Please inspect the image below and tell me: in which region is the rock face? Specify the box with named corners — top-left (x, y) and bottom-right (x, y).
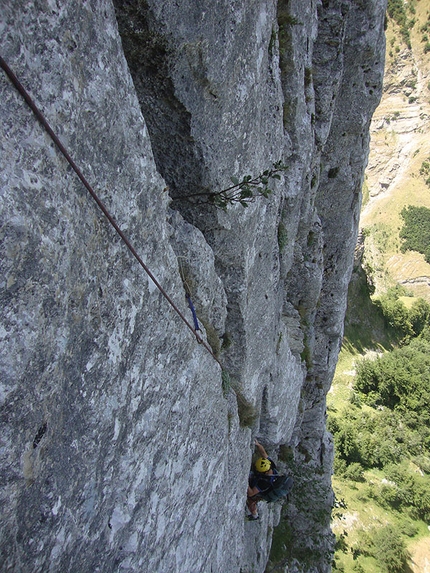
top-left (0, 1), bottom-right (386, 572)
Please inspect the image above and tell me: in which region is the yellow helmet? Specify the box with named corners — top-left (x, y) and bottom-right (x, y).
top-left (255, 458), bottom-right (271, 473)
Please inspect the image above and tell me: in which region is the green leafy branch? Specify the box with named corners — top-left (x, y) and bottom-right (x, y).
top-left (182, 161), bottom-right (288, 209)
top-left (419, 156), bottom-right (430, 187)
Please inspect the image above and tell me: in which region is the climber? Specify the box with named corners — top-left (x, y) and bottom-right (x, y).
top-left (246, 439), bottom-right (276, 520)
top-left (246, 439), bottom-right (293, 521)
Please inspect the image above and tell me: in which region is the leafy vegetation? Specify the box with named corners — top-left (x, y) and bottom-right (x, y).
top-left (332, 289), bottom-right (430, 469)
top-left (337, 523), bottom-right (411, 573)
top-left (330, 282), bottom-right (430, 572)
top-left (420, 12), bottom-right (430, 49)
top-left (371, 526), bottom-right (410, 573)
top-left (386, 0), bottom-right (416, 48)
top-left (419, 156), bottom-right (430, 187)
top-left (373, 284), bottom-right (430, 342)
top-left (184, 161), bottom-right (288, 209)
top-left (399, 205), bottom-right (430, 263)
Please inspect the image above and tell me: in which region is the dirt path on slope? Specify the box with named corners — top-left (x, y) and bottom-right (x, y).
top-left (409, 536), bottom-right (430, 573)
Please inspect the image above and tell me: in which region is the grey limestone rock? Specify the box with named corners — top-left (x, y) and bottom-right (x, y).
top-left (1, 0), bottom-right (386, 572)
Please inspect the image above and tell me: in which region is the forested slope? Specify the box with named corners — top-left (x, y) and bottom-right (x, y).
top-left (330, 3), bottom-right (430, 571)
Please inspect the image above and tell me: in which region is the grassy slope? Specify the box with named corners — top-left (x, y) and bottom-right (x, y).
top-left (330, 5), bottom-right (430, 571)
top-left (361, 0), bottom-right (430, 301)
top-left (329, 277), bottom-right (430, 572)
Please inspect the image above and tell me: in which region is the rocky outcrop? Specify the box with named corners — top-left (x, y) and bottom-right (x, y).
top-left (0, 1), bottom-right (386, 572)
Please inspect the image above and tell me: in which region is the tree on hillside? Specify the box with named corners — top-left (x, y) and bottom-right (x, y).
top-left (372, 526), bottom-right (410, 573)
top-left (386, 0), bottom-right (414, 47)
top-left (355, 337), bottom-right (430, 415)
top-left (400, 205), bottom-right (430, 263)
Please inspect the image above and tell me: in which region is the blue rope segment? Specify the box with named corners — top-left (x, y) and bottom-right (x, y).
top-left (186, 293), bottom-right (200, 332)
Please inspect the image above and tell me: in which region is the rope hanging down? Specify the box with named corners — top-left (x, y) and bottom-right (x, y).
top-left (0, 56), bottom-right (222, 368)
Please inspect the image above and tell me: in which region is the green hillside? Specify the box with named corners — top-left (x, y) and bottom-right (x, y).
top-left (330, 2), bottom-right (430, 571)
top-left (330, 271), bottom-right (430, 572)
top-left (360, 0), bottom-right (430, 301)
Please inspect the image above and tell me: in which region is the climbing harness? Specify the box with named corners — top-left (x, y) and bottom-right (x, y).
top-left (0, 55), bottom-right (222, 367)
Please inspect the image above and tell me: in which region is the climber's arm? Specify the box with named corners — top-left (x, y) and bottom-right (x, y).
top-left (255, 439), bottom-right (268, 459)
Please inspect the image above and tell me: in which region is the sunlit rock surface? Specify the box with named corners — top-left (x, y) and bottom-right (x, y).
top-left (0, 1), bottom-right (386, 571)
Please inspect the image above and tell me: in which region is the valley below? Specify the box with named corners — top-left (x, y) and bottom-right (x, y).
top-left (361, 0), bottom-right (430, 300)
top-left (330, 3), bottom-right (430, 572)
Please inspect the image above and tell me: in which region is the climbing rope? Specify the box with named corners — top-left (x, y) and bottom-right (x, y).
top-left (0, 55), bottom-right (222, 368)
top-left (177, 256), bottom-right (204, 344)
top-left (186, 293), bottom-right (203, 343)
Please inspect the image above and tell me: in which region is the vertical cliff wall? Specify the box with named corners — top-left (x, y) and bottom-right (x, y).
top-left (0, 1), bottom-right (386, 572)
